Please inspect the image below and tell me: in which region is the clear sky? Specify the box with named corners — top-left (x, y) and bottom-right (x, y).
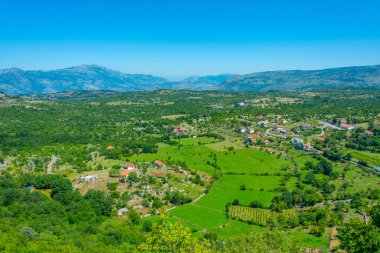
top-left (1, 0), bottom-right (380, 79)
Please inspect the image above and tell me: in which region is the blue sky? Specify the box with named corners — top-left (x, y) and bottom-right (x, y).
top-left (1, 0), bottom-right (380, 79)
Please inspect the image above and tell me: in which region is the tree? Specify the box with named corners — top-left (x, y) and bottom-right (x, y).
top-left (315, 159), bottom-right (333, 175)
top-left (127, 209), bottom-right (141, 225)
top-left (127, 172), bottom-right (139, 183)
top-left (109, 169), bottom-right (120, 178)
top-left (249, 200), bottom-right (263, 208)
top-left (83, 190), bottom-right (112, 217)
top-left (138, 214), bottom-right (210, 253)
top-left (369, 204), bottom-right (380, 227)
top-left (338, 219), bottom-right (380, 253)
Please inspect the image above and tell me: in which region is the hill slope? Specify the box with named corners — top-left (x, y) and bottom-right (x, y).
top-left (218, 65), bottom-right (380, 91)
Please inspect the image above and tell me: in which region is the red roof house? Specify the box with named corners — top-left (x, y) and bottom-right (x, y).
top-left (154, 160), bottom-right (165, 167)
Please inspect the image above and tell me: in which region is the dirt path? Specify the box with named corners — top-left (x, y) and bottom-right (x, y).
top-left (329, 226), bottom-right (340, 252)
top-left (166, 193), bottom-right (206, 212)
top-left (47, 155), bottom-right (59, 174)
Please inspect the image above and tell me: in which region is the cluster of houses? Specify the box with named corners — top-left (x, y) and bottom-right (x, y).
top-left (119, 160), bottom-right (166, 179)
top-left (238, 127), bottom-right (255, 134)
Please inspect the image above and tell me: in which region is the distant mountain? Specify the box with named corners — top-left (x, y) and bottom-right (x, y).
top-left (1, 64), bottom-right (380, 94)
top-left (218, 65), bottom-right (380, 92)
top-left (182, 74), bottom-right (237, 85)
top-left (0, 65), bottom-right (170, 95)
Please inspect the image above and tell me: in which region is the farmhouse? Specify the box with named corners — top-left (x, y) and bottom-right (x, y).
top-left (256, 115), bottom-right (263, 120)
top-left (262, 139), bottom-right (270, 145)
top-left (364, 130), bottom-right (374, 136)
top-left (315, 136), bottom-right (326, 142)
top-left (119, 169), bottom-right (138, 178)
top-left (106, 145), bottom-right (115, 150)
top-left (303, 143), bottom-right (312, 151)
top-left (245, 134), bottom-right (255, 142)
top-left (123, 163), bottom-right (136, 170)
top-left (248, 128), bottom-right (255, 134)
top-left (173, 126), bottom-right (187, 134)
top-left (340, 123), bottom-right (355, 131)
top-left (80, 175), bottom-right (98, 183)
top-left (154, 160), bottom-right (165, 167)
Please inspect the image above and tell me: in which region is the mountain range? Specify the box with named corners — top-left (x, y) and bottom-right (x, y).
top-left (0, 64), bottom-right (380, 95)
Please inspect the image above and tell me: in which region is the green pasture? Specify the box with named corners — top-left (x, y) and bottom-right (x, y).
top-left (217, 149), bottom-right (291, 174)
top-left (342, 148), bottom-right (380, 166)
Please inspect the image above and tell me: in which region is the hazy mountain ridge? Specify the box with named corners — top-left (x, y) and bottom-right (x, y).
top-left (1, 64), bottom-right (380, 94)
top-left (182, 74), bottom-right (237, 84)
top-left (0, 65), bottom-right (170, 95)
top-left (219, 65), bottom-right (380, 91)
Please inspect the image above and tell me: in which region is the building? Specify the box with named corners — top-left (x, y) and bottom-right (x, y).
top-left (238, 127), bottom-right (246, 133)
top-left (301, 124), bottom-right (311, 130)
top-left (303, 143), bottom-right (312, 151)
top-left (280, 129), bottom-right (287, 134)
top-left (256, 115), bottom-right (263, 120)
top-left (315, 136), bottom-right (326, 142)
top-left (154, 160), bottom-right (165, 167)
top-left (364, 130), bottom-right (374, 136)
top-left (119, 169), bottom-right (138, 178)
top-left (275, 125), bottom-right (284, 131)
top-left (258, 120), bottom-right (269, 128)
top-left (245, 134), bottom-right (254, 141)
top-left (173, 126), bottom-right (187, 134)
top-left (106, 145), bottom-right (115, 150)
top-left (80, 175), bottom-right (98, 183)
top-left (340, 123), bottom-right (355, 131)
top-left (292, 138), bottom-right (304, 149)
top-left (275, 115), bottom-right (282, 120)
top-left (123, 163), bottom-right (136, 170)
top-left (248, 128), bottom-right (255, 134)
top-left (263, 140), bottom-right (270, 145)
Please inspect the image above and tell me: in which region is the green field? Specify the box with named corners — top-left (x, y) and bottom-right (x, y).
top-left (217, 149), bottom-right (291, 174)
top-left (342, 148), bottom-right (380, 166)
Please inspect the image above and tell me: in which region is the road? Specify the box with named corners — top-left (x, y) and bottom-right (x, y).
top-left (322, 121), bottom-right (342, 130)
